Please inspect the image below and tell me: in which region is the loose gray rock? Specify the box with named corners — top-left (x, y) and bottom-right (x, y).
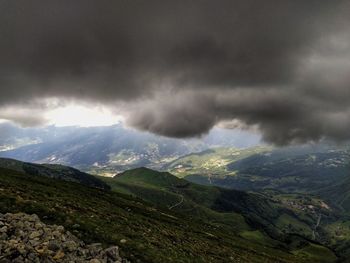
top-left (0, 213), bottom-right (128, 263)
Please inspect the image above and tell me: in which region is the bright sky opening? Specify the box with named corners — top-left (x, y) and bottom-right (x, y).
top-left (46, 105), bottom-right (121, 127)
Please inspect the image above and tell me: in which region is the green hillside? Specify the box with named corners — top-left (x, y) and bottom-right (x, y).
top-left (0, 164), bottom-right (337, 262)
top-left (104, 168), bottom-right (257, 234)
top-left (102, 168), bottom-right (344, 262)
top-left (106, 168), bottom-right (281, 226)
top-left (316, 175), bottom-right (350, 212)
top-left (162, 146), bottom-right (350, 260)
top-left (0, 158), bottom-right (110, 190)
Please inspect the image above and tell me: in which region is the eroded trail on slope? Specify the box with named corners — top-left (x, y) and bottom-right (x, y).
top-left (168, 194), bottom-right (184, 210)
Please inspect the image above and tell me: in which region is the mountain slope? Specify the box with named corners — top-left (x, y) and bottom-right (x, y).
top-left (166, 145), bottom-right (350, 260)
top-left (183, 146), bottom-right (350, 194)
top-left (316, 175), bottom-right (350, 212)
top-left (165, 147), bottom-right (268, 178)
top-left (106, 167), bottom-right (279, 226)
top-left (0, 158), bottom-right (110, 190)
top-left (0, 166), bottom-right (330, 263)
top-left (102, 168), bottom-right (344, 258)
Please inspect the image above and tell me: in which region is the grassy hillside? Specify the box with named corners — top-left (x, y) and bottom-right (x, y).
top-left (103, 168), bottom-right (257, 234)
top-left (0, 158), bottom-right (110, 190)
top-left (106, 168), bottom-right (278, 220)
top-left (102, 168), bottom-right (343, 262)
top-left (0, 165), bottom-right (338, 262)
top-left (316, 175), bottom-right (350, 212)
top-left (163, 146), bottom-right (350, 260)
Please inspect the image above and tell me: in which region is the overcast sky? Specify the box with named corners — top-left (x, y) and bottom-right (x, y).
top-left (0, 0), bottom-right (349, 144)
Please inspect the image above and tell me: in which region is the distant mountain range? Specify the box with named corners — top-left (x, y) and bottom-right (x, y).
top-left (0, 122), bottom-right (261, 175)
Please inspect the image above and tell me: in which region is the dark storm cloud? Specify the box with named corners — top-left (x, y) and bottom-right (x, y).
top-left (126, 91), bottom-right (217, 138)
top-left (0, 0), bottom-right (349, 144)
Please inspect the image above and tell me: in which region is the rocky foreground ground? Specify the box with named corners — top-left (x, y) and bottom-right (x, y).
top-left (0, 213), bottom-right (127, 263)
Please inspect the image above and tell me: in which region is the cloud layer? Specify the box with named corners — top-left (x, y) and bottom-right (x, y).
top-left (0, 0), bottom-right (350, 144)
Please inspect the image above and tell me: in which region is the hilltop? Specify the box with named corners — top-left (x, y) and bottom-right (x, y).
top-left (0, 158), bottom-right (110, 190)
